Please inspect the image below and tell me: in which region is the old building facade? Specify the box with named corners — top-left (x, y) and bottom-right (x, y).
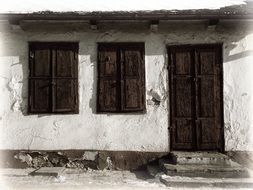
top-left (0, 1), bottom-right (253, 168)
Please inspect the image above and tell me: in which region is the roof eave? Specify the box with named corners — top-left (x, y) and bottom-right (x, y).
top-left (1, 11), bottom-right (253, 23)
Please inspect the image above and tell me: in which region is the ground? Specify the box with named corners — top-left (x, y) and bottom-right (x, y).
top-left (0, 168), bottom-right (166, 190)
top-left (0, 168), bottom-right (253, 190)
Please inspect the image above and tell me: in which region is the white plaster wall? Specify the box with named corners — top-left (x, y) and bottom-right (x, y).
top-left (0, 20), bottom-right (252, 151)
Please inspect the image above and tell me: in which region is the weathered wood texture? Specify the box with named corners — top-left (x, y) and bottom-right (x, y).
top-left (169, 44), bottom-right (223, 151)
top-left (29, 42), bottom-right (79, 114)
top-left (97, 43), bottom-right (145, 113)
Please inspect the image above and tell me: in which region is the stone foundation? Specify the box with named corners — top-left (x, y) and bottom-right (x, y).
top-left (0, 150), bottom-right (167, 170)
top-left (1, 150), bottom-right (252, 170)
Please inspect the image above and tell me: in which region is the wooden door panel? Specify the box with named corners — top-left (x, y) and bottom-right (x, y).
top-left (199, 119), bottom-right (217, 142)
top-left (197, 119), bottom-right (218, 149)
top-left (175, 120), bottom-right (193, 143)
top-left (172, 119), bottom-right (194, 149)
top-left (174, 78), bottom-right (193, 117)
top-left (172, 77), bottom-right (194, 149)
top-left (198, 51), bottom-right (215, 75)
top-left (175, 52), bottom-right (191, 75)
top-left (170, 49), bottom-right (194, 150)
top-left (195, 47), bottom-right (222, 150)
top-left (197, 77), bottom-right (215, 117)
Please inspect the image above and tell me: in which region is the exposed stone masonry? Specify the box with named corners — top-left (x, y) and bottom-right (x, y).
top-left (6, 151), bottom-right (167, 170)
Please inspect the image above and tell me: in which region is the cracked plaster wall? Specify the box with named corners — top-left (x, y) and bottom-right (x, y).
top-left (0, 20), bottom-right (252, 151)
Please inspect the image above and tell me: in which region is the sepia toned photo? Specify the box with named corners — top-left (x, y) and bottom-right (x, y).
top-left (0, 0), bottom-right (253, 189)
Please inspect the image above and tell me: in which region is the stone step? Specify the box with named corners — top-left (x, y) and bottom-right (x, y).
top-left (29, 167), bottom-right (65, 177)
top-left (168, 151), bottom-right (231, 166)
top-left (161, 162), bottom-right (250, 178)
top-left (160, 175), bottom-right (253, 188)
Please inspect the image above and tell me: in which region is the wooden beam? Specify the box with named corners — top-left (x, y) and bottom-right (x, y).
top-left (8, 19), bottom-right (22, 30)
top-left (89, 20), bottom-right (97, 30)
top-left (207, 19), bottom-right (219, 30)
top-left (150, 20), bottom-right (159, 32)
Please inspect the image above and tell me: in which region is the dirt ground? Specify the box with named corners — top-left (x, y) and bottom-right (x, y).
top-left (0, 168), bottom-right (253, 190)
top-left (0, 168), bottom-right (166, 190)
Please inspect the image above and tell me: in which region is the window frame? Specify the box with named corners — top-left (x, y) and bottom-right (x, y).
top-left (28, 42), bottom-right (79, 114)
top-left (96, 42), bottom-right (146, 113)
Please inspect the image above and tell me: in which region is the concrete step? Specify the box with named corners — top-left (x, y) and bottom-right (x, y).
top-left (169, 151), bottom-right (231, 166)
top-left (161, 162), bottom-right (250, 178)
top-left (160, 175), bottom-right (253, 188)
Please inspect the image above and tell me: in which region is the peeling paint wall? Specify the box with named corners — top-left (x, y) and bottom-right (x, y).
top-left (0, 20), bottom-right (252, 151)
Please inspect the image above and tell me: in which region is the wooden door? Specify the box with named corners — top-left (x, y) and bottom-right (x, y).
top-left (168, 44), bottom-right (223, 151)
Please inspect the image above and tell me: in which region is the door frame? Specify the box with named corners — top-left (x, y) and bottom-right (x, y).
top-left (167, 43), bottom-right (225, 152)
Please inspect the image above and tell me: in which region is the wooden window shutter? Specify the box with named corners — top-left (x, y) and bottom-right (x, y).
top-left (29, 43), bottom-right (51, 113)
top-left (52, 44), bottom-right (78, 113)
top-left (121, 44), bottom-right (145, 111)
top-left (97, 43), bottom-right (145, 113)
top-left (97, 45), bottom-right (118, 112)
top-left (29, 42), bottom-right (78, 114)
